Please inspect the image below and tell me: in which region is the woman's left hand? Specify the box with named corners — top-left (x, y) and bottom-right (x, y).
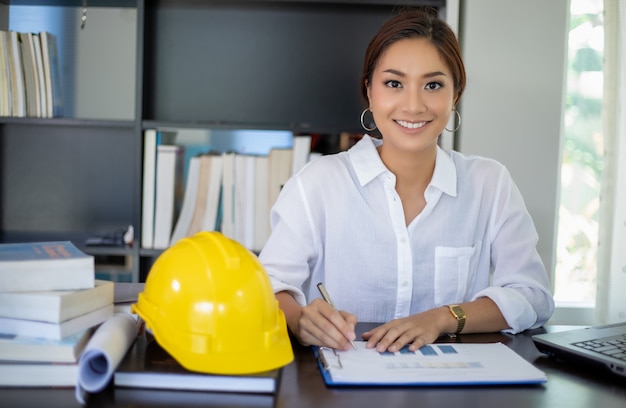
top-left (361, 307), bottom-right (450, 352)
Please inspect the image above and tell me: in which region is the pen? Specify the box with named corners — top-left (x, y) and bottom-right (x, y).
top-left (317, 282), bottom-right (357, 350)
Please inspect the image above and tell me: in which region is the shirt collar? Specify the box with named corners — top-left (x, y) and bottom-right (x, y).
top-left (349, 135), bottom-right (387, 186)
top-left (348, 134), bottom-right (457, 197)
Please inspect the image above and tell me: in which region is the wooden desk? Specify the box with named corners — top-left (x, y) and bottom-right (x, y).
top-left (1, 325), bottom-right (625, 407)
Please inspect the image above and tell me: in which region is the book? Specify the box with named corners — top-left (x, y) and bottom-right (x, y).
top-left (0, 304), bottom-right (114, 341)
top-left (0, 328), bottom-right (94, 363)
top-left (220, 151), bottom-right (236, 239)
top-left (315, 341), bottom-right (547, 386)
top-left (253, 154), bottom-right (270, 252)
top-left (39, 31), bottom-right (58, 118)
top-left (114, 333), bottom-right (282, 394)
top-left (31, 33), bottom-right (47, 118)
top-left (18, 32), bottom-right (40, 117)
top-left (199, 153), bottom-right (224, 233)
top-left (0, 279), bottom-right (114, 324)
top-left (0, 241), bottom-right (95, 292)
top-left (267, 147), bottom-right (293, 211)
top-left (141, 130), bottom-right (180, 249)
top-left (114, 387), bottom-right (276, 407)
top-left (7, 31), bottom-right (26, 117)
top-left (0, 360), bottom-right (79, 387)
top-left (153, 144), bottom-right (184, 249)
top-left (291, 134), bottom-right (312, 175)
top-left (169, 155), bottom-right (201, 246)
top-left (234, 154), bottom-right (256, 249)
top-left (0, 31), bottom-right (10, 117)
top-left (140, 129), bottom-right (157, 249)
top-left (186, 154), bottom-right (210, 236)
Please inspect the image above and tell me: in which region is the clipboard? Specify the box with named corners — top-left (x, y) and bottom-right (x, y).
top-left (314, 341), bottom-right (547, 387)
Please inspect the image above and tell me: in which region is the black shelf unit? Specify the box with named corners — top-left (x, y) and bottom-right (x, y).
top-left (1, 0), bottom-right (446, 281)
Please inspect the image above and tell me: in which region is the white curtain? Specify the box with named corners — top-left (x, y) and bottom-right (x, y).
top-left (596, 0), bottom-right (626, 324)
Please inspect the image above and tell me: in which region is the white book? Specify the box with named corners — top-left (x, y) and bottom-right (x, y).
top-left (0, 361), bottom-right (79, 387)
top-left (140, 129), bottom-right (157, 249)
top-left (40, 31), bottom-right (62, 117)
top-left (199, 154), bottom-right (223, 233)
top-left (8, 31), bottom-right (26, 117)
top-left (0, 280), bottom-right (114, 324)
top-left (253, 155), bottom-right (270, 252)
top-left (0, 241), bottom-right (94, 293)
top-left (169, 155), bottom-right (201, 245)
top-left (39, 31), bottom-right (54, 118)
top-left (19, 32), bottom-right (40, 117)
top-left (234, 154), bottom-right (256, 249)
top-left (0, 304), bottom-right (113, 341)
top-left (0, 328), bottom-right (94, 363)
top-left (291, 135), bottom-right (312, 175)
top-left (32, 33), bottom-right (47, 118)
top-left (220, 152), bottom-right (236, 239)
top-left (153, 144), bottom-right (184, 249)
top-left (0, 31), bottom-right (10, 117)
top-left (186, 154), bottom-right (211, 236)
top-left (268, 147), bottom-right (293, 212)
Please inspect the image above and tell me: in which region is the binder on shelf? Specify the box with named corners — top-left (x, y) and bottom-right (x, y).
top-left (141, 129), bottom-right (158, 249)
top-left (169, 155), bottom-right (201, 246)
top-left (31, 33), bottom-right (47, 118)
top-left (153, 144), bottom-right (184, 249)
top-left (0, 31), bottom-right (10, 117)
top-left (8, 31), bottom-right (26, 117)
top-left (141, 130), bottom-right (179, 249)
top-left (40, 31), bottom-right (61, 117)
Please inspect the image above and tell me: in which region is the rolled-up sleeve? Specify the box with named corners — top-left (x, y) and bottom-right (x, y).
top-left (473, 167), bottom-right (554, 333)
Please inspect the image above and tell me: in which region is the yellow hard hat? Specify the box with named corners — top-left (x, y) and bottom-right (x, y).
top-left (132, 231), bottom-right (293, 374)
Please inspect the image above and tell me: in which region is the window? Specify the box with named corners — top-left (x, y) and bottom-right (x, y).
top-left (554, 0), bottom-right (604, 307)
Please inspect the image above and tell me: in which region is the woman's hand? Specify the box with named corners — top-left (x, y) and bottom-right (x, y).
top-left (276, 292), bottom-right (357, 350)
top-left (362, 307), bottom-right (450, 352)
top-left (362, 298), bottom-right (510, 352)
top-left (296, 298), bottom-right (357, 350)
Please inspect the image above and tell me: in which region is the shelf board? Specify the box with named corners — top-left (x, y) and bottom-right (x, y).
top-left (1, 0), bottom-right (136, 7)
top-left (0, 117), bottom-right (136, 129)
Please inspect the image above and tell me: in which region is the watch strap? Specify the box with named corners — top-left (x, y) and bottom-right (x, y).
top-left (446, 304), bottom-right (466, 334)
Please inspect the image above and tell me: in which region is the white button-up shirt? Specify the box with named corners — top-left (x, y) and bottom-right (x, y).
top-left (259, 135), bottom-right (554, 333)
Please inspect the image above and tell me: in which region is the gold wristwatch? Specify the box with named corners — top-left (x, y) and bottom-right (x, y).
top-left (446, 304), bottom-right (466, 334)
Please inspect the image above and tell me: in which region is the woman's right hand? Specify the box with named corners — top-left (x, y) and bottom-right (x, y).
top-left (277, 292), bottom-right (357, 350)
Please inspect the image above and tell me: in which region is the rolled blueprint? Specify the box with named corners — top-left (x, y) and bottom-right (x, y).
top-left (75, 312), bottom-right (140, 404)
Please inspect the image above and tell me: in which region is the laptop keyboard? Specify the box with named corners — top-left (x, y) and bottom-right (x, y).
top-left (573, 334), bottom-right (626, 361)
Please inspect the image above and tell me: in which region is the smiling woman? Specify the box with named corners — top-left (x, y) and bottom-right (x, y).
top-left (259, 9), bottom-right (554, 354)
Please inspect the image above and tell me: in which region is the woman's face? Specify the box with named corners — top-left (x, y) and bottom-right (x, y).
top-left (366, 38), bottom-right (455, 155)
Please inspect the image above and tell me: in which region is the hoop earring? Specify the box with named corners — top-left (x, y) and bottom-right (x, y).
top-left (360, 108), bottom-right (377, 132)
top-left (444, 109), bottom-right (461, 132)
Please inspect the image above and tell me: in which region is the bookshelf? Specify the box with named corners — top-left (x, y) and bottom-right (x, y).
top-left (0, 0), bottom-right (451, 282)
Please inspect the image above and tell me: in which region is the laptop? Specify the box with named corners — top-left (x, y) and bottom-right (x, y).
top-left (532, 322), bottom-right (626, 377)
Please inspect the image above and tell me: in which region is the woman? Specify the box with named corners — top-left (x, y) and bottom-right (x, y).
top-left (259, 9), bottom-right (554, 353)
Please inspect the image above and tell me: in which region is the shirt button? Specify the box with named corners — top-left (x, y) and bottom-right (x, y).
top-left (399, 237), bottom-right (407, 243)
top-left (402, 281), bottom-right (409, 287)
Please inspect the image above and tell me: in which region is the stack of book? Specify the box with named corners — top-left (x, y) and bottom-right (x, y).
top-left (141, 129), bottom-right (314, 253)
top-left (0, 30), bottom-right (63, 118)
top-left (0, 241), bottom-right (114, 387)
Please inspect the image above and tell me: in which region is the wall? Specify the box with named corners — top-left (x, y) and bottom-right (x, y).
top-left (458, 0), bottom-right (569, 279)
top-left (74, 7), bottom-right (136, 120)
top-left (0, 4), bottom-right (7, 29)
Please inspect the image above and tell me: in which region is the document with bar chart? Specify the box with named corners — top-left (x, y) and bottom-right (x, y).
top-left (315, 342), bottom-right (546, 386)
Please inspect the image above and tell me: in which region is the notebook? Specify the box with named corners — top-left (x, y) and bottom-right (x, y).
top-left (532, 322), bottom-right (626, 377)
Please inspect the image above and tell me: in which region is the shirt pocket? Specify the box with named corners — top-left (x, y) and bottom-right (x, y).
top-left (434, 244), bottom-right (480, 305)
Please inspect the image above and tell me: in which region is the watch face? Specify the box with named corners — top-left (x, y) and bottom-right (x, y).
top-left (450, 305), bottom-right (465, 319)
